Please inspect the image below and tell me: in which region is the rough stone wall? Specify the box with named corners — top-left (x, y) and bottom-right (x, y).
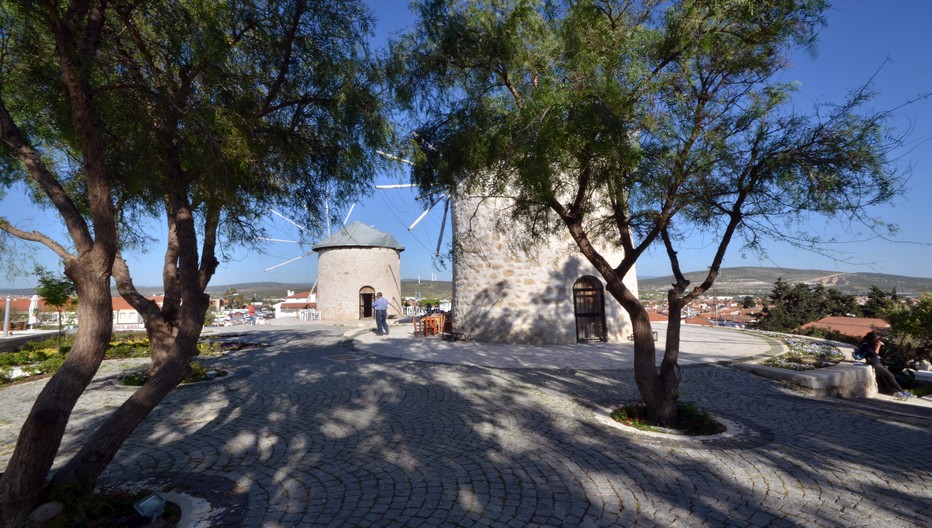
top-left (316, 247), bottom-right (402, 321)
top-left (452, 196), bottom-right (637, 345)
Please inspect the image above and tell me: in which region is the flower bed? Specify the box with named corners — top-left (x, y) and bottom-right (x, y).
top-left (759, 334), bottom-right (844, 371)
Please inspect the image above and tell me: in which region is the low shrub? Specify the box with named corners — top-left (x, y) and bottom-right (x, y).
top-left (610, 401), bottom-right (726, 435)
top-left (3, 333), bottom-right (238, 386)
top-left (118, 361), bottom-right (228, 387)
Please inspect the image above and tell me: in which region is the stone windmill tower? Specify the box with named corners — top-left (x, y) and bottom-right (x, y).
top-left (312, 222), bottom-right (404, 321)
top-left (449, 194), bottom-right (637, 345)
top-left (377, 151), bottom-right (637, 345)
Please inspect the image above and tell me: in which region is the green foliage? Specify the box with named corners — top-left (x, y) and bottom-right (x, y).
top-left (796, 326), bottom-right (860, 346)
top-left (0, 347), bottom-right (61, 368)
top-left (34, 266), bottom-right (76, 312)
top-left (911, 383), bottom-right (932, 398)
top-left (0, 333), bottom-right (230, 385)
top-left (611, 401), bottom-right (726, 435)
top-left (393, 0), bottom-right (904, 422)
top-left (118, 360), bottom-right (227, 386)
top-left (104, 332), bottom-right (152, 359)
top-left (46, 483), bottom-right (181, 525)
top-left (197, 339), bottom-right (223, 356)
top-left (883, 294), bottom-right (932, 348)
top-left (104, 341), bottom-right (152, 360)
top-left (0, 0), bottom-right (391, 511)
top-left (0, 345), bottom-right (66, 381)
top-left (184, 360), bottom-right (228, 383)
top-left (756, 278), bottom-right (867, 332)
top-left (863, 286), bottom-right (898, 318)
top-left (116, 371), bottom-right (149, 387)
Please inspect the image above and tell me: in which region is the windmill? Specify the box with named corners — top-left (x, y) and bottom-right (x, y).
top-left (375, 154), bottom-right (638, 345)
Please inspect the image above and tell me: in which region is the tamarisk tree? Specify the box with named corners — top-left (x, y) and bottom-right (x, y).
top-left (391, 0), bottom-right (904, 424)
top-left (0, 0), bottom-right (387, 523)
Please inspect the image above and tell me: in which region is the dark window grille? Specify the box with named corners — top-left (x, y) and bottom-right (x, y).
top-left (573, 277), bottom-right (607, 343)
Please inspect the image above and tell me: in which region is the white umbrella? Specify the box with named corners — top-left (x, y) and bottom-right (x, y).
top-left (27, 294), bottom-right (39, 328)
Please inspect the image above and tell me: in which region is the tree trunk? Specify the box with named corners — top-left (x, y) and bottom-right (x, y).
top-left (649, 296), bottom-right (684, 426)
top-left (628, 306), bottom-right (679, 426)
top-left (49, 272), bottom-right (212, 492)
top-left (599, 275), bottom-right (680, 426)
top-left (0, 258), bottom-right (113, 527)
top-left (47, 341), bottom-right (192, 491)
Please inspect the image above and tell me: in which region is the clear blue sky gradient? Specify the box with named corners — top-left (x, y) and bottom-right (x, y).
top-left (1, 0), bottom-right (930, 290)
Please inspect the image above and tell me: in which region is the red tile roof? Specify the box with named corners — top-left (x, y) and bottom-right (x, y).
top-left (801, 316), bottom-right (888, 338)
top-left (4, 297), bottom-right (52, 313)
top-left (279, 302), bottom-right (317, 309)
top-left (111, 296), bottom-right (164, 311)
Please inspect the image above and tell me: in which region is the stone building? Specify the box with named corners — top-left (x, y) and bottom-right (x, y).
top-left (451, 195), bottom-right (637, 345)
top-left (313, 221), bottom-right (404, 321)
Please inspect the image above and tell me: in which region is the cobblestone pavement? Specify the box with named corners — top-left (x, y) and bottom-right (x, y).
top-left (1, 324), bottom-right (930, 527)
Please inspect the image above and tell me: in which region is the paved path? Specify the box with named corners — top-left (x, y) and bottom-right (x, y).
top-left (352, 321), bottom-right (785, 369)
top-left (1, 322), bottom-right (930, 527)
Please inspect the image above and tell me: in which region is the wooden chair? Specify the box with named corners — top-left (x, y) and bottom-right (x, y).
top-left (412, 317), bottom-right (426, 336)
top-left (423, 314), bottom-right (444, 336)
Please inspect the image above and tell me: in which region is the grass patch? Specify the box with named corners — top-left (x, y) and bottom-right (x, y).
top-left (910, 382), bottom-right (932, 398)
top-left (118, 360), bottom-right (228, 387)
top-left (610, 401), bottom-right (726, 436)
top-left (47, 485), bottom-right (180, 527)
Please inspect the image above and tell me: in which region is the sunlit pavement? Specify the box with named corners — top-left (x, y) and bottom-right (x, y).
top-left (1, 322), bottom-right (929, 527)
top-left (351, 320), bottom-right (785, 369)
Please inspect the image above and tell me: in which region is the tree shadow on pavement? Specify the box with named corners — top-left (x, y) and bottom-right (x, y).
top-left (100, 325), bottom-right (931, 527)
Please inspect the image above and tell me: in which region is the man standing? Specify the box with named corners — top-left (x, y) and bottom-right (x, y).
top-left (373, 292), bottom-right (389, 336)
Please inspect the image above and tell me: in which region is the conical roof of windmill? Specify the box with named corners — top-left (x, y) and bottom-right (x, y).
top-left (311, 221), bottom-right (405, 252)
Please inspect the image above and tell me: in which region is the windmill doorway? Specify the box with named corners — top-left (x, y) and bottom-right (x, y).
top-left (359, 287), bottom-right (375, 319)
top-left (573, 276), bottom-right (607, 343)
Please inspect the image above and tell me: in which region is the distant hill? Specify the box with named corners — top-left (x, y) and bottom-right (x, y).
top-left (400, 279), bottom-right (452, 300)
top-left (637, 267), bottom-right (932, 297)
top-left (6, 269), bottom-right (927, 301)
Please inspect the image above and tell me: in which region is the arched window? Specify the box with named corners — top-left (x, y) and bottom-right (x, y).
top-left (573, 276), bottom-right (607, 342)
top-left (359, 286), bottom-right (375, 319)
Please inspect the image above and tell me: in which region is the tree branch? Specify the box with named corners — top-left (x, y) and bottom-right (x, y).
top-left (0, 219), bottom-right (75, 261)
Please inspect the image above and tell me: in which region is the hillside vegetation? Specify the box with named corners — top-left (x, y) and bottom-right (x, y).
top-left (638, 267), bottom-right (932, 297)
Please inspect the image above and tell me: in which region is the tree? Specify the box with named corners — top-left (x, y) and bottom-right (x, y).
top-left (742, 296), bottom-right (755, 309)
top-left (862, 285), bottom-right (896, 318)
top-left (34, 266), bottom-right (76, 350)
top-left (758, 279), bottom-right (820, 331)
top-left (884, 294), bottom-right (932, 355)
top-left (222, 288), bottom-right (244, 310)
top-left (0, 0), bottom-right (387, 522)
top-left (391, 0), bottom-right (904, 425)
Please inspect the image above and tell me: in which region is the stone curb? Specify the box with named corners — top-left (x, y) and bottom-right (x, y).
top-left (734, 361), bottom-right (876, 398)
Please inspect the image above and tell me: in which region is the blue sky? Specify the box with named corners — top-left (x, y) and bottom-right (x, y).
top-left (1, 0), bottom-right (930, 290)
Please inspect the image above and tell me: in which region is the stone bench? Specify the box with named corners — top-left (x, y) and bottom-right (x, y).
top-left (734, 361), bottom-right (877, 398)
